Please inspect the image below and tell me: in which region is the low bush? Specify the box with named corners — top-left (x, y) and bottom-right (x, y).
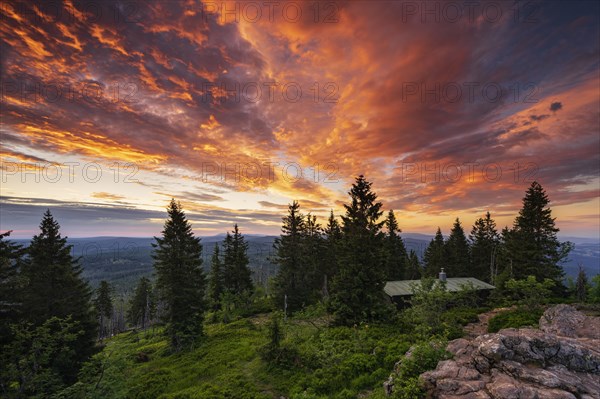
top-left (390, 339), bottom-right (451, 399)
top-left (487, 307), bottom-right (543, 333)
top-left (442, 307), bottom-right (481, 326)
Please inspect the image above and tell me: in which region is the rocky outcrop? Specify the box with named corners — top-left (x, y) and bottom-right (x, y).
top-left (420, 305), bottom-right (600, 399)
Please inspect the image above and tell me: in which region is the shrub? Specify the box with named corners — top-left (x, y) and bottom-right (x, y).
top-left (487, 308), bottom-right (543, 333)
top-left (591, 275), bottom-right (600, 304)
top-left (390, 339), bottom-right (451, 399)
top-left (392, 377), bottom-right (425, 399)
top-left (505, 276), bottom-right (555, 311)
top-left (442, 307), bottom-right (480, 326)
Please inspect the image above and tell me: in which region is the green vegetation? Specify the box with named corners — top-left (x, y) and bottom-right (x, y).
top-left (94, 281), bottom-right (114, 340)
top-left (153, 200), bottom-right (207, 352)
top-left (383, 210), bottom-right (408, 280)
top-left (222, 224), bottom-right (254, 297)
top-left (56, 315), bottom-right (421, 399)
top-left (591, 275), bottom-right (600, 303)
top-left (488, 307), bottom-right (544, 333)
top-left (272, 201), bottom-right (319, 313)
top-left (207, 243), bottom-right (224, 311)
top-left (469, 212), bottom-right (499, 283)
top-left (423, 228), bottom-right (445, 277)
top-left (127, 276), bottom-right (156, 329)
top-left (499, 182), bottom-right (572, 286)
top-left (1, 179), bottom-right (591, 398)
top-left (504, 275), bottom-right (555, 311)
top-left (329, 176), bottom-right (390, 325)
top-left (444, 218), bottom-right (470, 278)
top-left (390, 340), bottom-right (451, 399)
top-left (0, 212), bottom-right (97, 397)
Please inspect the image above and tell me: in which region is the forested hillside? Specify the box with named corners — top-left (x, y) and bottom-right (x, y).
top-left (11, 234), bottom-right (598, 294)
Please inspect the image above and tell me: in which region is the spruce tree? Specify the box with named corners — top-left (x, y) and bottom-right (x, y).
top-left (405, 249), bottom-right (422, 280)
top-left (127, 277), bottom-right (155, 329)
top-left (222, 224), bottom-right (253, 296)
top-left (303, 213), bottom-right (325, 296)
top-left (383, 210), bottom-right (408, 280)
top-left (0, 231), bottom-right (24, 340)
top-left (207, 243), bottom-right (224, 311)
top-left (0, 230), bottom-right (25, 392)
top-left (272, 201), bottom-right (310, 313)
top-left (445, 218), bottom-right (470, 277)
top-left (330, 175), bottom-right (388, 325)
top-left (470, 212), bottom-right (499, 282)
top-left (94, 280), bottom-right (113, 340)
top-left (575, 266), bottom-right (588, 302)
top-left (502, 182), bottom-right (571, 285)
top-left (153, 200), bottom-right (206, 351)
top-left (19, 210), bottom-right (97, 383)
top-left (423, 228), bottom-right (445, 277)
top-left (322, 210), bottom-right (342, 298)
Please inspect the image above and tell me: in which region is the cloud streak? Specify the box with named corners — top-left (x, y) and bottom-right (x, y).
top-left (1, 0), bottom-right (598, 237)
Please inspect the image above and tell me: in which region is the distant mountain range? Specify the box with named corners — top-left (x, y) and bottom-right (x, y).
top-left (11, 234), bottom-right (599, 292)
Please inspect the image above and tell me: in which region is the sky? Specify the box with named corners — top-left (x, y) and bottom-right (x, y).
top-left (1, 0), bottom-right (599, 239)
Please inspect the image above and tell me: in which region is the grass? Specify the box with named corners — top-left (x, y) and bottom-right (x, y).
top-left (60, 315), bottom-right (420, 399)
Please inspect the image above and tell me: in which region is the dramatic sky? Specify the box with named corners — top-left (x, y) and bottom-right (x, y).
top-left (1, 0), bottom-right (599, 238)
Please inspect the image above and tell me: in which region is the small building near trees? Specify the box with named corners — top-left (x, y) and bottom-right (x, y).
top-left (384, 269), bottom-right (495, 308)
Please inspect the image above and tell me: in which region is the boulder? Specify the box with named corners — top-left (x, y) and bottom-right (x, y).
top-left (419, 305), bottom-right (600, 399)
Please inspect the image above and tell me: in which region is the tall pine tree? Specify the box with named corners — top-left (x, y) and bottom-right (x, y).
top-left (383, 210), bottom-right (408, 280)
top-left (330, 175), bottom-right (388, 325)
top-left (444, 218), bottom-right (470, 277)
top-left (502, 182), bottom-right (571, 286)
top-left (0, 231), bottom-right (24, 341)
top-left (222, 224), bottom-right (253, 296)
top-left (94, 280), bottom-right (113, 340)
top-left (272, 201), bottom-right (311, 313)
top-left (303, 213), bottom-right (325, 297)
top-left (153, 200), bottom-right (206, 351)
top-left (470, 212), bottom-right (499, 282)
top-left (207, 243), bottom-right (224, 311)
top-left (127, 277), bottom-right (155, 329)
top-left (322, 210), bottom-right (342, 298)
top-left (405, 249), bottom-right (422, 280)
top-left (19, 210), bottom-right (97, 383)
top-left (423, 228), bottom-right (445, 277)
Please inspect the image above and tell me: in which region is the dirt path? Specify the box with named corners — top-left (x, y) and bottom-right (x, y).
top-left (463, 307), bottom-right (516, 338)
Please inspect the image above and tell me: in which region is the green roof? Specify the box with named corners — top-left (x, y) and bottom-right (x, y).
top-left (384, 278), bottom-right (495, 297)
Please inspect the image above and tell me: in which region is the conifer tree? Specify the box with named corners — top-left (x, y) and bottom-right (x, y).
top-left (470, 212), bottom-right (499, 282)
top-left (222, 224), bottom-right (253, 296)
top-left (330, 175), bottom-right (388, 325)
top-left (576, 266), bottom-right (588, 302)
top-left (272, 201), bottom-right (311, 312)
top-left (94, 280), bottom-right (113, 340)
top-left (19, 210), bottom-right (97, 383)
top-left (0, 230), bottom-right (25, 392)
top-left (383, 210), bottom-right (408, 280)
top-left (502, 182), bottom-right (571, 285)
top-left (423, 228), bottom-right (445, 277)
top-left (303, 213), bottom-right (325, 295)
top-left (0, 231), bottom-right (24, 340)
top-left (405, 249), bottom-right (422, 280)
top-left (127, 277), bottom-right (155, 329)
top-left (207, 243), bottom-right (224, 311)
top-left (445, 218), bottom-right (470, 277)
top-left (322, 210), bottom-right (342, 297)
top-left (153, 200), bottom-right (206, 351)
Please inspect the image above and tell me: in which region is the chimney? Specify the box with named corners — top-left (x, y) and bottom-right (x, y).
top-left (439, 268), bottom-right (447, 282)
